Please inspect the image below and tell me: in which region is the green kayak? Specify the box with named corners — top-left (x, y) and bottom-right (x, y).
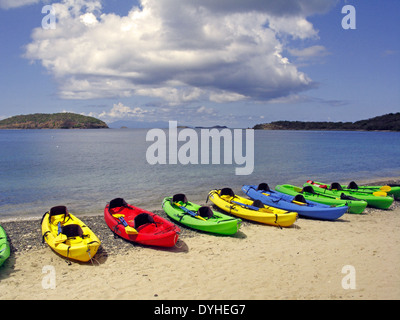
top-left (310, 180), bottom-right (400, 201)
top-left (0, 225), bottom-right (11, 267)
top-left (275, 184), bottom-right (368, 214)
top-left (162, 194), bottom-right (241, 235)
top-left (305, 182), bottom-right (394, 209)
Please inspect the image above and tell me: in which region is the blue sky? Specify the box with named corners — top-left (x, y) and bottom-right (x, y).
top-left (0, 0), bottom-right (399, 128)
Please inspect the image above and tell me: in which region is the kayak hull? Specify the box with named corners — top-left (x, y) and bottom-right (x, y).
top-left (41, 207), bottom-right (101, 262)
top-left (0, 225), bottom-right (11, 267)
top-left (162, 196), bottom-right (241, 235)
top-left (275, 184), bottom-right (368, 214)
top-left (309, 181), bottom-right (400, 200)
top-left (242, 185), bottom-right (347, 221)
top-left (105, 199), bottom-right (180, 247)
top-left (208, 189), bottom-right (298, 227)
top-left (306, 182), bottom-right (394, 209)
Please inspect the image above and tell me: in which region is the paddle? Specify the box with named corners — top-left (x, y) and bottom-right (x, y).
top-left (338, 184), bottom-right (387, 197)
top-left (305, 184), bottom-right (385, 200)
top-left (174, 202), bottom-right (206, 221)
top-left (301, 187), bottom-right (344, 201)
top-left (372, 191), bottom-right (387, 197)
top-left (261, 191), bottom-right (299, 207)
top-left (231, 200), bottom-right (273, 213)
top-left (380, 185), bottom-right (391, 192)
top-left (341, 188), bottom-right (387, 197)
top-left (113, 214), bottom-right (138, 235)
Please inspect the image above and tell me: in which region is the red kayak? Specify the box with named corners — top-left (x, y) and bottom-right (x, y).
top-left (104, 198), bottom-right (180, 247)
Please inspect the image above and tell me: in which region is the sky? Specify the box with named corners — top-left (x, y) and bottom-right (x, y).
top-left (0, 0), bottom-right (399, 128)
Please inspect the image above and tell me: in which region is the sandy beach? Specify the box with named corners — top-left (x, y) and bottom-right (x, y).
top-left (1, 179), bottom-right (399, 300)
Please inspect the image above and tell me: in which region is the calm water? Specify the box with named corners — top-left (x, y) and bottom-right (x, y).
top-left (1, 129), bottom-right (399, 219)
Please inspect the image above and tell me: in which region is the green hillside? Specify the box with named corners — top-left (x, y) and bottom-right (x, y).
top-left (253, 113), bottom-right (400, 131)
top-left (0, 113), bottom-right (108, 129)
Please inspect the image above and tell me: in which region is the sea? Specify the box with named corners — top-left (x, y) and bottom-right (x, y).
top-left (1, 128), bottom-right (399, 219)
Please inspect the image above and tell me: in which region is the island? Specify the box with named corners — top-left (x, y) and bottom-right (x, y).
top-left (253, 113), bottom-right (400, 131)
top-left (0, 113), bottom-right (108, 129)
top-left (194, 125), bottom-right (228, 129)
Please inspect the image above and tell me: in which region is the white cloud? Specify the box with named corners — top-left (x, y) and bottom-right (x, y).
top-left (98, 102), bottom-right (149, 120)
top-left (196, 106), bottom-right (215, 115)
top-left (289, 45), bottom-right (330, 60)
top-left (89, 102), bottom-right (226, 126)
top-left (0, 0), bottom-right (40, 9)
top-left (209, 91), bottom-right (247, 103)
top-left (79, 12), bottom-right (98, 26)
top-left (24, 0), bottom-right (336, 104)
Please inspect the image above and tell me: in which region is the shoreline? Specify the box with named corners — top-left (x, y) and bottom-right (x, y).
top-left (1, 178), bottom-right (400, 300)
top-left (1, 175), bottom-right (400, 222)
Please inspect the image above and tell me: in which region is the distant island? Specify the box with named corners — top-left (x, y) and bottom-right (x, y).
top-left (0, 113), bottom-right (108, 129)
top-left (253, 113), bottom-right (400, 131)
top-left (194, 125), bottom-right (228, 129)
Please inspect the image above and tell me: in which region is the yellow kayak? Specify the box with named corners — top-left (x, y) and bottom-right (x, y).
top-left (41, 206), bottom-right (101, 262)
top-left (208, 188), bottom-right (298, 227)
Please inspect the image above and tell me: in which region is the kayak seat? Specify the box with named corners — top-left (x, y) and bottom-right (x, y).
top-left (347, 181), bottom-right (358, 189)
top-left (257, 183), bottom-right (271, 192)
top-left (252, 200), bottom-right (265, 208)
top-left (197, 206), bottom-right (213, 219)
top-left (293, 194), bottom-right (307, 204)
top-left (49, 205), bottom-right (70, 225)
top-left (61, 224), bottom-right (84, 238)
top-left (172, 194), bottom-right (188, 204)
top-left (220, 188), bottom-right (235, 197)
top-left (109, 198), bottom-right (128, 209)
top-left (330, 182), bottom-right (343, 191)
top-left (302, 185), bottom-right (316, 194)
top-left (134, 213), bottom-right (155, 229)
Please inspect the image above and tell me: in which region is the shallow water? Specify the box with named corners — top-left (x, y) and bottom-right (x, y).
top-left (1, 129), bottom-right (399, 219)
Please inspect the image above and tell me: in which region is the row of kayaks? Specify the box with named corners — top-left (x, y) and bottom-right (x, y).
top-left (206, 180), bottom-right (397, 225)
top-left (0, 180), bottom-right (398, 265)
top-left (244, 180), bottom-right (396, 217)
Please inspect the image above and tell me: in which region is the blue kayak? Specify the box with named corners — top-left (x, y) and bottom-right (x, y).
top-left (242, 183), bottom-right (348, 221)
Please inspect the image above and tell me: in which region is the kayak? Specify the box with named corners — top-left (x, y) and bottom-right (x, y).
top-left (304, 181), bottom-right (394, 209)
top-left (0, 225), bottom-right (11, 267)
top-left (162, 194), bottom-right (241, 235)
top-left (105, 198), bottom-right (180, 247)
top-left (242, 184), bottom-right (348, 221)
top-left (208, 188), bottom-right (298, 227)
top-left (308, 180), bottom-right (400, 201)
top-left (348, 183), bottom-right (400, 200)
top-left (275, 184), bottom-right (368, 214)
top-left (41, 206), bottom-right (101, 262)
